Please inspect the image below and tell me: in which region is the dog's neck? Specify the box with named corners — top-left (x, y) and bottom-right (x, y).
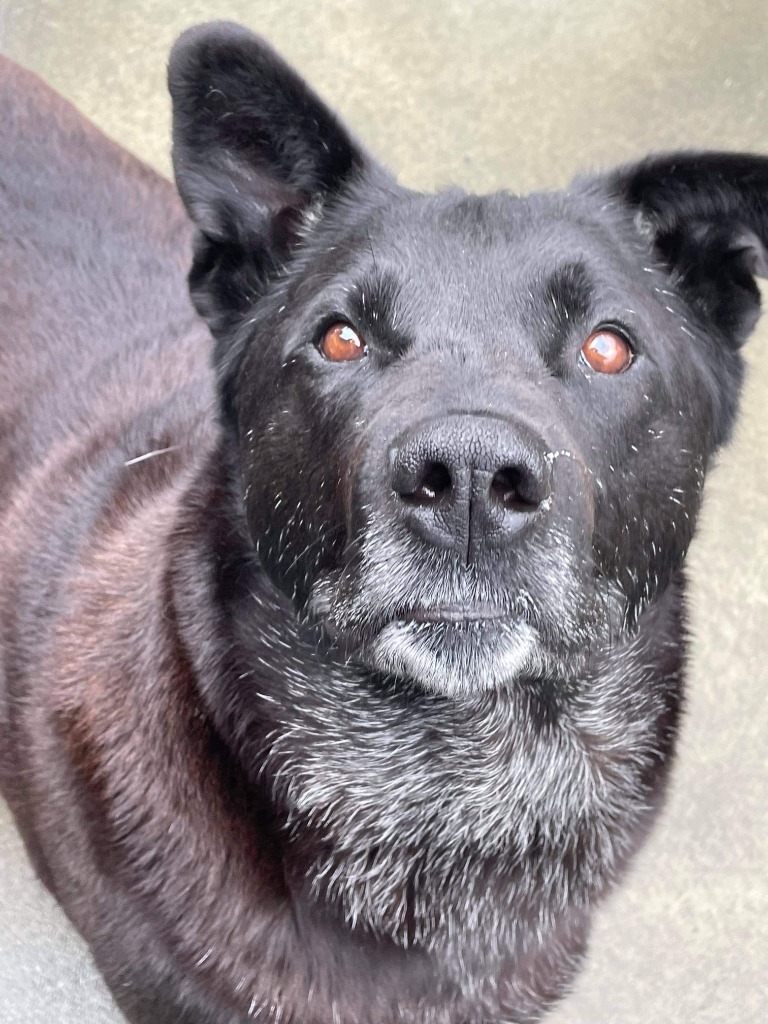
top-left (169, 446), bottom-right (682, 973)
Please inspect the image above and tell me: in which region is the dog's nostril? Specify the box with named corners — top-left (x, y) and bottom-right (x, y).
top-left (402, 461), bottom-right (453, 506)
top-left (490, 466), bottom-right (541, 513)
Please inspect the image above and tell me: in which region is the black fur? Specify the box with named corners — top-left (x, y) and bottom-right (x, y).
top-left (1, 21), bottom-right (767, 1024)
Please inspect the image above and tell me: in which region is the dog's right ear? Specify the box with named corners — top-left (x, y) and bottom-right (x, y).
top-left (168, 22), bottom-right (373, 338)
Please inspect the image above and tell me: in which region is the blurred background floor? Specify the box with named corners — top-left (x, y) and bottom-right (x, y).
top-left (0, 2), bottom-right (766, 1022)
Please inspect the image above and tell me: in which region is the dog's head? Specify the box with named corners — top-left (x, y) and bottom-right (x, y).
top-left (169, 22), bottom-right (767, 698)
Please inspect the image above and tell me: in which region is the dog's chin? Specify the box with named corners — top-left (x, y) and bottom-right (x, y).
top-left (362, 618), bottom-right (546, 698)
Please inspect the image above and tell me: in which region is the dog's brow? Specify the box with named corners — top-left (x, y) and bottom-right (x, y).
top-left (543, 260), bottom-right (594, 333)
top-left (349, 272), bottom-right (410, 356)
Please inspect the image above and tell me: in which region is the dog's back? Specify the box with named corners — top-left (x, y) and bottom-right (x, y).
top-left (0, 56), bottom-right (209, 480)
top-left (0, 54), bottom-right (213, 903)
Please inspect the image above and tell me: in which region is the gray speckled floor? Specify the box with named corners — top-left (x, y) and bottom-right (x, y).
top-left (1, 2), bottom-right (767, 1022)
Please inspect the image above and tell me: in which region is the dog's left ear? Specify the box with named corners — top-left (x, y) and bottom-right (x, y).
top-left (600, 153), bottom-right (768, 346)
top-left (168, 22), bottom-right (378, 339)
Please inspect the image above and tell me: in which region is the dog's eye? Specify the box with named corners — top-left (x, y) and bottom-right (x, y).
top-left (319, 323), bottom-right (367, 362)
top-left (580, 328), bottom-right (634, 374)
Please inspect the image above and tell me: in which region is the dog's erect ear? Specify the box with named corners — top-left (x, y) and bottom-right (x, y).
top-left (168, 22), bottom-right (372, 335)
top-left (602, 153), bottom-right (768, 345)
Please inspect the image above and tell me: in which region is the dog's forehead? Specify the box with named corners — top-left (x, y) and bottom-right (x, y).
top-left (331, 184), bottom-right (635, 332)
top-left (380, 186), bottom-right (609, 250)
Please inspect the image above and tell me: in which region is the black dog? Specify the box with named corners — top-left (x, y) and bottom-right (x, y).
top-left (1, 20), bottom-right (766, 1024)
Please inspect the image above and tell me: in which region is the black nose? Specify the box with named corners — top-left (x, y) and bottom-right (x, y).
top-left (390, 415), bottom-right (550, 562)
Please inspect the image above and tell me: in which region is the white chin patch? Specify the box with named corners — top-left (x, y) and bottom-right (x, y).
top-left (367, 619), bottom-right (544, 697)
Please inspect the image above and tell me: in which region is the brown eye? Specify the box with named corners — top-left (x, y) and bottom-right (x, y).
top-left (581, 328), bottom-right (634, 374)
top-left (320, 323), bottom-right (367, 362)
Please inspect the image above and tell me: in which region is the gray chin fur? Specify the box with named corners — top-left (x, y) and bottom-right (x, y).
top-left (364, 618), bottom-right (546, 697)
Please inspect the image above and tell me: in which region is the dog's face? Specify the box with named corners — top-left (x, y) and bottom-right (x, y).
top-left (170, 23), bottom-right (765, 699)
top-left (230, 188), bottom-right (722, 699)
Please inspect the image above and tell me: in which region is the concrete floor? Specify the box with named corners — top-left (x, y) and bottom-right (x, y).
top-left (0, 1), bottom-right (767, 1021)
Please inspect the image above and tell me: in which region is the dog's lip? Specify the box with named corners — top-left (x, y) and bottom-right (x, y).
top-left (397, 605), bottom-right (508, 624)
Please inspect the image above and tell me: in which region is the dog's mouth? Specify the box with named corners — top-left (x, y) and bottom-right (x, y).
top-left (399, 604), bottom-right (508, 625)
top-left (308, 580), bottom-right (546, 695)
top-left (305, 530), bottom-right (606, 697)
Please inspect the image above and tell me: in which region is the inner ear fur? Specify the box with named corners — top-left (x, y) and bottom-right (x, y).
top-left (604, 152), bottom-right (768, 345)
